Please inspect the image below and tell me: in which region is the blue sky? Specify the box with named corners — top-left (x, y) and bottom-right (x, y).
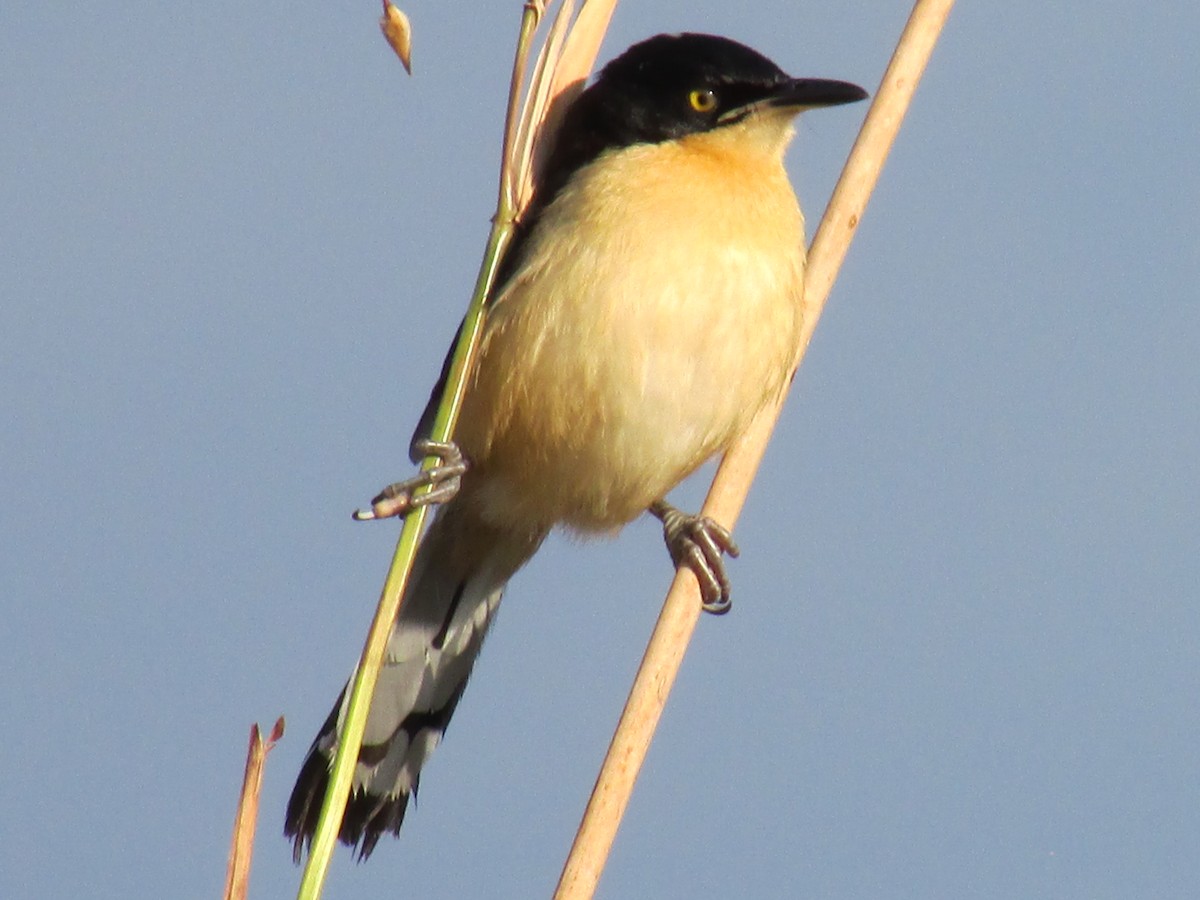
top-left (2, 2), bottom-right (1197, 898)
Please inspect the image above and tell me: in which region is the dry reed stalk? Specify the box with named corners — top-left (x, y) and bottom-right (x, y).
top-left (553, 1), bottom-right (958, 896)
top-left (224, 718), bottom-right (285, 900)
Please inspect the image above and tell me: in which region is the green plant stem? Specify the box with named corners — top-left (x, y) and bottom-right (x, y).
top-left (295, 5), bottom-right (543, 899)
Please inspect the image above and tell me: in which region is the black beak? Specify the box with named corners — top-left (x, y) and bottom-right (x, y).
top-left (769, 77), bottom-right (868, 109)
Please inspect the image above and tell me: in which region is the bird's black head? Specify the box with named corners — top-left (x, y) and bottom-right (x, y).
top-left (534, 33), bottom-right (866, 207)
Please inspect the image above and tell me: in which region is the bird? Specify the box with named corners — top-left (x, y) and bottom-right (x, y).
top-left (285, 31), bottom-right (866, 861)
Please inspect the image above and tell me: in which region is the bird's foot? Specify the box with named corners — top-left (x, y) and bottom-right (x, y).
top-left (649, 500), bottom-right (740, 615)
top-left (352, 439), bottom-right (469, 521)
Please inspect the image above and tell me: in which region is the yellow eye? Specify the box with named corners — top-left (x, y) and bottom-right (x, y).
top-left (688, 88), bottom-right (718, 113)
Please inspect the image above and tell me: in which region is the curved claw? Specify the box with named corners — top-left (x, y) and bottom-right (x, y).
top-left (353, 439), bottom-right (469, 521)
top-left (649, 500), bottom-right (741, 615)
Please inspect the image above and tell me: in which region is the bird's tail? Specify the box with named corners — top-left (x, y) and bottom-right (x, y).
top-left (285, 497), bottom-right (545, 861)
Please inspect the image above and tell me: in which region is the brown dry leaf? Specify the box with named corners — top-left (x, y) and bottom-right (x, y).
top-left (380, 0), bottom-right (413, 74)
top-left (508, 0), bottom-right (619, 217)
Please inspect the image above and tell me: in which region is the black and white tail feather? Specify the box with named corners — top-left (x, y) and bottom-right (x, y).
top-left (285, 500), bottom-right (544, 860)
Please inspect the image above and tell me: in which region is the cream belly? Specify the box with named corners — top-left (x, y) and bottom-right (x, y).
top-left (456, 134), bottom-right (806, 534)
